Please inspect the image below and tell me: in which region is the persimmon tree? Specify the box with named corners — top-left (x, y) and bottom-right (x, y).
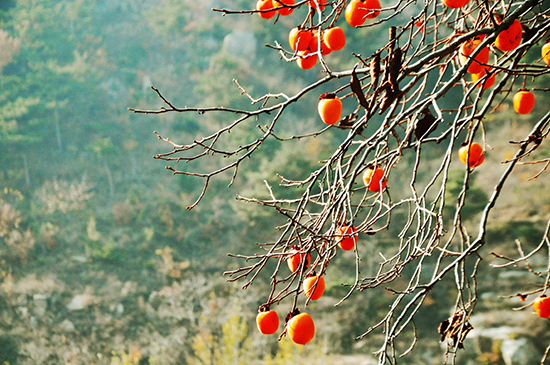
top-left (131, 0), bottom-right (550, 363)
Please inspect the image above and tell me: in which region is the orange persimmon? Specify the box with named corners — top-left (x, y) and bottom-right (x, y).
top-left (471, 69), bottom-right (495, 89)
top-left (308, 0), bottom-right (326, 11)
top-left (345, 0), bottom-right (367, 27)
top-left (309, 30), bottom-right (332, 55)
top-left (364, 0), bottom-right (381, 19)
top-left (287, 312), bottom-right (315, 345)
top-left (289, 27), bottom-right (312, 52)
top-left (287, 246), bottom-right (311, 272)
top-left (345, 0), bottom-right (380, 27)
top-left (274, 0), bottom-right (295, 16)
top-left (442, 0), bottom-right (469, 8)
top-left (542, 42), bottom-right (550, 66)
top-left (495, 19), bottom-right (522, 52)
top-left (303, 275), bottom-right (325, 300)
top-left (256, 307), bottom-right (279, 334)
top-left (256, 0), bottom-right (276, 19)
top-left (460, 37), bottom-right (489, 74)
top-left (458, 142), bottom-right (485, 168)
top-left (363, 167), bottom-right (387, 193)
top-left (296, 50), bottom-right (318, 70)
top-left (337, 225), bottom-right (358, 251)
top-left (534, 296), bottom-right (550, 319)
top-left (513, 90), bottom-right (535, 115)
top-left (323, 27), bottom-right (346, 51)
top-left (318, 93), bottom-right (342, 125)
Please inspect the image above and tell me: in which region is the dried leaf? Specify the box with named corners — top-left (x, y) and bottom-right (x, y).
top-left (438, 310), bottom-right (473, 349)
top-left (414, 108), bottom-right (438, 140)
top-left (351, 66), bottom-right (369, 109)
top-left (337, 104), bottom-right (361, 129)
top-left (370, 51), bottom-right (381, 89)
top-left (389, 47), bottom-right (402, 90)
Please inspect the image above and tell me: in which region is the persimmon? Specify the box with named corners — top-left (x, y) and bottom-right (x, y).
top-left (363, 0), bottom-right (381, 19)
top-left (415, 20), bottom-right (424, 33)
top-left (289, 28), bottom-right (312, 52)
top-left (542, 42), bottom-right (550, 66)
top-left (256, 0), bottom-right (276, 19)
top-left (323, 27), bottom-right (346, 51)
top-left (513, 90), bottom-right (535, 115)
top-left (256, 307), bottom-right (279, 334)
top-left (296, 50), bottom-right (318, 70)
top-left (495, 19), bottom-right (522, 52)
top-left (287, 312), bottom-right (315, 345)
top-left (345, 0), bottom-right (380, 27)
top-left (363, 167), bottom-right (387, 193)
top-left (458, 142), bottom-right (484, 168)
top-left (460, 37), bottom-right (489, 74)
top-left (336, 225), bottom-right (358, 251)
top-left (274, 0), bottom-right (295, 16)
top-left (309, 30), bottom-right (332, 55)
top-left (533, 296), bottom-right (550, 318)
top-left (287, 246), bottom-right (311, 272)
top-left (318, 93), bottom-right (342, 125)
top-left (303, 275), bottom-right (325, 300)
top-left (308, 0), bottom-right (326, 11)
top-left (471, 69), bottom-right (495, 89)
top-left (442, 0), bottom-right (469, 8)
top-left (345, 0), bottom-right (367, 27)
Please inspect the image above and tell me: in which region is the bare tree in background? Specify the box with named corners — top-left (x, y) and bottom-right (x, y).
top-left (131, 0), bottom-right (550, 363)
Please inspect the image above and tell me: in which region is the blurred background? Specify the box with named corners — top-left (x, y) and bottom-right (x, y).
top-left (1, 1), bottom-right (550, 364)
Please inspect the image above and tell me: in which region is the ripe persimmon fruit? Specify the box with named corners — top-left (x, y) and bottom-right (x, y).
top-left (323, 27), bottom-right (346, 51)
top-left (363, 167), bottom-right (387, 193)
top-left (296, 50), bottom-right (318, 70)
top-left (318, 93), bottom-right (342, 125)
top-left (345, 0), bottom-right (367, 27)
top-left (471, 69), bottom-right (495, 89)
top-left (257, 307), bottom-right (279, 334)
top-left (495, 19), bottom-right (522, 52)
top-left (363, 0), bottom-right (381, 19)
top-left (303, 275), bottom-right (325, 300)
top-left (274, 0), bottom-right (295, 16)
top-left (458, 142), bottom-right (484, 168)
top-left (256, 0), bottom-right (276, 19)
top-left (309, 30), bottom-right (332, 55)
top-left (442, 0), bottom-right (470, 8)
top-left (308, 0), bottom-right (326, 11)
top-left (460, 37), bottom-right (489, 74)
top-left (337, 225), bottom-right (358, 251)
top-left (287, 312), bottom-right (315, 345)
top-left (542, 42), bottom-right (550, 66)
top-left (513, 90), bottom-right (535, 115)
top-left (287, 246), bottom-right (311, 272)
top-left (289, 28), bottom-right (312, 52)
top-left (534, 296), bottom-right (550, 318)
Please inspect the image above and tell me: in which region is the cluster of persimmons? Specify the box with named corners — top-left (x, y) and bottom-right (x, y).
top-left (255, 165), bottom-right (387, 344)
top-left (255, 155), bottom-right (387, 344)
top-left (252, 0), bottom-right (550, 345)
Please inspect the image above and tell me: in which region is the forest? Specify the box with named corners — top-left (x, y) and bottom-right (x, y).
top-left (1, 0), bottom-right (550, 364)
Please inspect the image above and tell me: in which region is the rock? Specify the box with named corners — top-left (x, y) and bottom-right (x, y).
top-left (18, 306), bottom-right (28, 317)
top-left (33, 296), bottom-right (47, 317)
top-left (66, 294), bottom-right (94, 311)
top-left (33, 294), bottom-right (48, 301)
top-left (59, 319), bottom-right (75, 332)
top-left (110, 303), bottom-right (124, 315)
top-left (501, 338), bottom-right (541, 365)
top-left (71, 256), bottom-right (88, 263)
